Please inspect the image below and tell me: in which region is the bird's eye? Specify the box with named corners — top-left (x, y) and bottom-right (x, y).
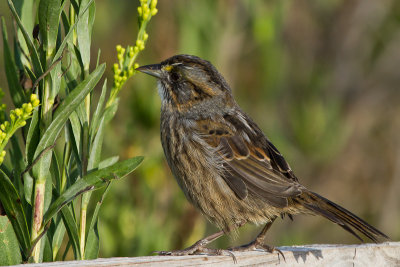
top-left (170, 72), bottom-right (181, 82)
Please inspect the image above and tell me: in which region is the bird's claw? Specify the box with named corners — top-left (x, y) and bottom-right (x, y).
top-left (229, 241), bottom-right (286, 262)
top-left (154, 247), bottom-right (237, 263)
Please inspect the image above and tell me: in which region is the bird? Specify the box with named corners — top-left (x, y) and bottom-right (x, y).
top-left (136, 54), bottom-right (389, 258)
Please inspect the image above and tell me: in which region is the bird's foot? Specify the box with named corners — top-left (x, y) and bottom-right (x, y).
top-left (154, 237), bottom-right (209, 256)
top-left (154, 239), bottom-right (237, 263)
top-left (229, 239), bottom-right (285, 261)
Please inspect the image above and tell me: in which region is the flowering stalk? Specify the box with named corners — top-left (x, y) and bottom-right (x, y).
top-left (106, 0), bottom-right (158, 108)
top-left (0, 94), bottom-right (40, 165)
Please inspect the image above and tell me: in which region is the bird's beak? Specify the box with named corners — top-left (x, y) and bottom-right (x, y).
top-left (136, 64), bottom-right (162, 78)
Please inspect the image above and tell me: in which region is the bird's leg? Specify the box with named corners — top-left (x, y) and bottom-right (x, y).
top-left (229, 217), bottom-right (285, 260)
top-left (155, 220), bottom-right (246, 259)
top-left (155, 229), bottom-right (225, 256)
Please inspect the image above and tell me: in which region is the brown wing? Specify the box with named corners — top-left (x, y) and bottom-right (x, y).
top-left (196, 115), bottom-right (302, 208)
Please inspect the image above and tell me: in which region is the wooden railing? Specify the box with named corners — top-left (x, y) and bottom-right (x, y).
top-left (18, 242), bottom-right (399, 266)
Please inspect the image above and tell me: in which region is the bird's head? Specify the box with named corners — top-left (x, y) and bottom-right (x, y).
top-left (136, 54), bottom-right (234, 113)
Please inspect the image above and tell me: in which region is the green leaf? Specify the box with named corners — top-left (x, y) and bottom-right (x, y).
top-left (43, 156), bottom-right (143, 226)
top-left (88, 117), bottom-right (105, 171)
top-left (81, 117), bottom-right (105, 212)
top-left (61, 10), bottom-right (70, 35)
top-left (80, 116), bottom-right (105, 233)
top-left (104, 98), bottom-right (119, 123)
top-left (32, 63), bottom-right (105, 183)
top-left (1, 17), bottom-right (26, 108)
top-left (0, 170), bottom-right (30, 259)
top-left (38, 0), bottom-right (62, 57)
top-left (66, 120), bottom-right (82, 173)
top-left (73, 44), bottom-right (85, 77)
top-left (69, 0), bottom-right (79, 15)
top-left (0, 164), bottom-right (12, 181)
top-left (96, 48), bottom-right (101, 67)
top-left (42, 234), bottom-right (52, 262)
top-left (60, 205), bottom-right (81, 260)
top-left (13, 35), bottom-right (23, 70)
top-left (0, 216), bottom-right (22, 265)
top-left (77, 0), bottom-right (95, 71)
top-left (84, 183), bottom-right (111, 259)
top-left (49, 62), bottom-right (63, 100)
top-left (43, 164), bottom-right (53, 215)
top-left (7, 0), bottom-right (43, 76)
top-left (51, 216), bottom-right (65, 260)
top-left (98, 156), bottom-right (119, 169)
top-left (62, 53), bottom-right (79, 92)
top-left (52, 0), bottom-right (94, 65)
top-left (24, 109), bottom-right (39, 207)
top-left (11, 0), bottom-right (34, 55)
top-left (50, 153), bottom-right (61, 195)
top-left (9, 136), bottom-right (31, 222)
top-left (76, 100), bottom-right (88, 130)
top-left (90, 79), bottom-right (107, 139)
top-left (9, 136), bottom-right (25, 196)
top-left (23, 65), bottom-right (37, 86)
top-left (83, 217), bottom-right (99, 260)
top-left (68, 168), bottom-right (79, 187)
top-left (43, 0), bottom-right (64, 98)
top-left (23, 172), bottom-right (33, 205)
top-left (69, 112), bottom-right (82, 155)
top-left (26, 108), bottom-right (40, 165)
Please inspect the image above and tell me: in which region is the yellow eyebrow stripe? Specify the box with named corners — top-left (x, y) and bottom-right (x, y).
top-left (163, 65), bottom-right (173, 72)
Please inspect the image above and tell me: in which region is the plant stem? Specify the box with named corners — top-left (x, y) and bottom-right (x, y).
top-left (60, 142), bottom-right (71, 193)
top-left (42, 78), bottom-right (53, 128)
top-left (79, 205), bottom-right (87, 258)
top-left (79, 121), bottom-right (90, 258)
top-left (31, 180), bottom-right (45, 262)
top-left (31, 74), bottom-right (52, 262)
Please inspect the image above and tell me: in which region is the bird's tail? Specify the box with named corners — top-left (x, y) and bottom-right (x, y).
top-left (295, 191), bottom-right (389, 243)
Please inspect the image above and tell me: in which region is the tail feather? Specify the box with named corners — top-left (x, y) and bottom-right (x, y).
top-left (296, 191), bottom-right (389, 243)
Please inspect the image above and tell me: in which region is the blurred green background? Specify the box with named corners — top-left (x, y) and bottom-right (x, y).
top-left (1, 0), bottom-right (399, 258)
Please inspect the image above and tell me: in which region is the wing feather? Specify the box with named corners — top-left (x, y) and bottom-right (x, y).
top-left (196, 118), bottom-right (302, 208)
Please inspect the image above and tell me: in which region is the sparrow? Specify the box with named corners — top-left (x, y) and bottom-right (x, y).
top-left (136, 54), bottom-right (389, 258)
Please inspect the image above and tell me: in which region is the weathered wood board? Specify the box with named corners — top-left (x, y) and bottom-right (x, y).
top-left (15, 242), bottom-right (400, 266)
